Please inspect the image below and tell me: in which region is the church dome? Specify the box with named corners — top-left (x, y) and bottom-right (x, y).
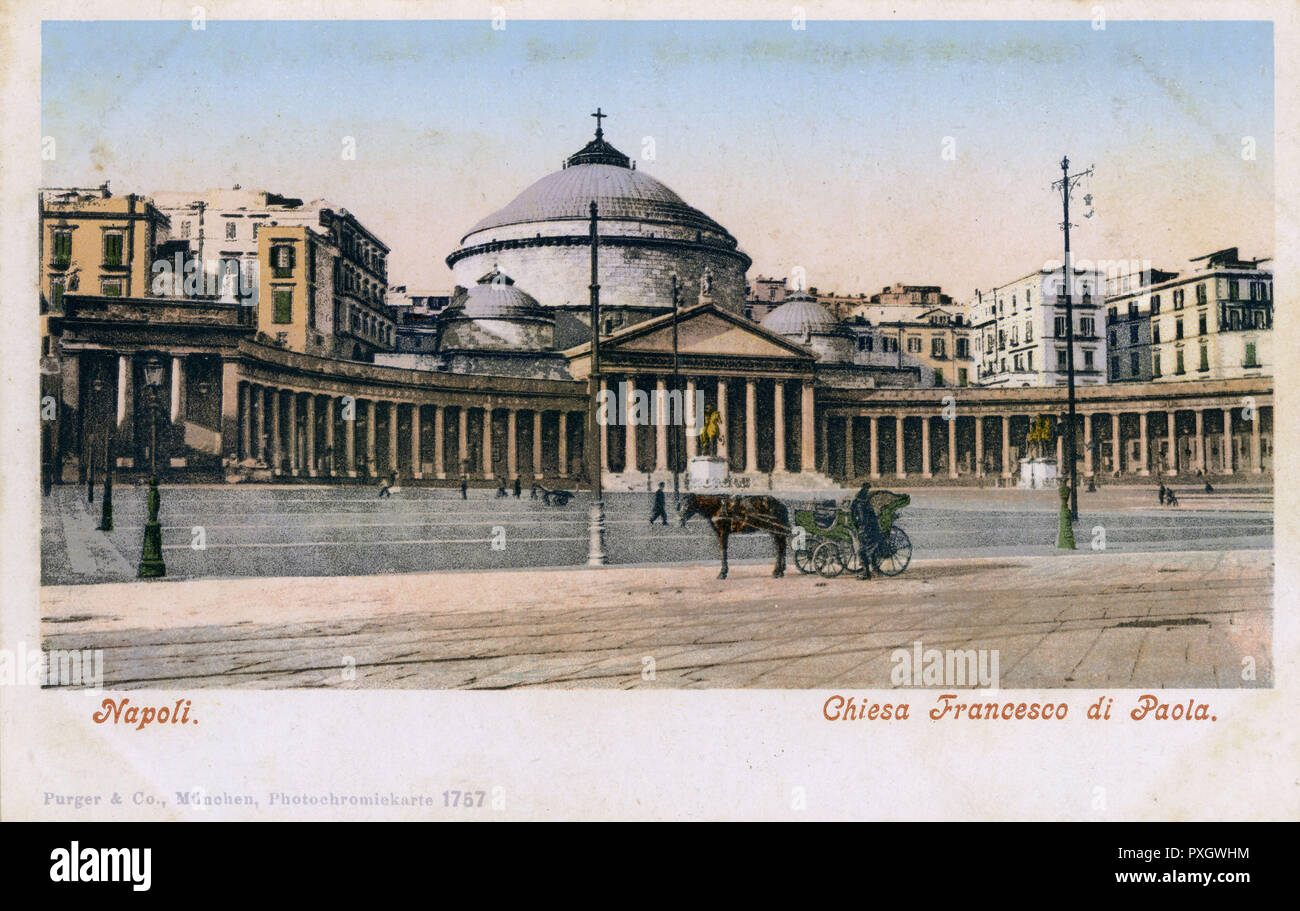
top-left (448, 266), bottom-right (550, 320)
top-left (439, 267), bottom-right (554, 352)
top-left (761, 292), bottom-right (843, 337)
top-left (446, 115), bottom-right (750, 320)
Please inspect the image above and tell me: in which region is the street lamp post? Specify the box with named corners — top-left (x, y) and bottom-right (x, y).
top-left (586, 200), bottom-right (607, 566)
top-left (137, 356), bottom-right (166, 578)
top-left (92, 374), bottom-right (114, 531)
top-left (1052, 156), bottom-right (1094, 522)
top-left (670, 272), bottom-right (681, 509)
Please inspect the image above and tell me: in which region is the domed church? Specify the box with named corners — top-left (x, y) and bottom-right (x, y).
top-left (445, 111), bottom-right (751, 347)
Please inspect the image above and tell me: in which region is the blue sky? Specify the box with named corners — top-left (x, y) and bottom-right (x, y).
top-left (42, 18), bottom-right (1274, 297)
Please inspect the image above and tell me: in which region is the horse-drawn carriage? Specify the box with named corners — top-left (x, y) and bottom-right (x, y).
top-left (677, 488), bottom-right (913, 580)
top-left (535, 486), bottom-right (573, 506)
top-left (790, 490), bottom-right (913, 577)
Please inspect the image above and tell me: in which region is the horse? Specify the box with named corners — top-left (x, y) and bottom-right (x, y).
top-left (679, 493), bottom-right (790, 580)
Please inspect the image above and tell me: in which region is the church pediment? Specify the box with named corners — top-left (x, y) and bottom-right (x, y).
top-left (566, 303), bottom-right (816, 364)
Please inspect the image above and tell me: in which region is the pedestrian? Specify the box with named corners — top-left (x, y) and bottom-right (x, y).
top-left (850, 482), bottom-right (884, 581)
top-left (460, 477), bottom-right (468, 499)
top-left (496, 478), bottom-right (507, 498)
top-left (1166, 488), bottom-right (1179, 507)
top-left (378, 470), bottom-right (397, 498)
top-left (513, 477), bottom-right (522, 498)
top-left (1204, 480), bottom-right (1214, 493)
top-left (649, 482), bottom-right (668, 525)
top-left (1158, 483), bottom-right (1167, 505)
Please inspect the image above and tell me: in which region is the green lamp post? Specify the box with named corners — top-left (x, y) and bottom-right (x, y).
top-left (93, 374), bottom-right (114, 531)
top-left (137, 356), bottom-right (166, 578)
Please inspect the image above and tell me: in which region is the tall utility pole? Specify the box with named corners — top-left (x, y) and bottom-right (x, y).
top-left (586, 200), bottom-right (607, 565)
top-left (670, 273), bottom-right (680, 508)
top-left (1052, 156), bottom-right (1094, 521)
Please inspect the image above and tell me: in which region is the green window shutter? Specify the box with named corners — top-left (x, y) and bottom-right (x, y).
top-left (51, 281), bottom-right (64, 310)
top-left (273, 289), bottom-right (292, 323)
top-left (104, 233), bottom-right (123, 266)
top-left (54, 232), bottom-right (72, 265)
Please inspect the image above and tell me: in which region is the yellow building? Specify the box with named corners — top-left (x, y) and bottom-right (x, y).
top-left (39, 185), bottom-right (169, 353)
top-left (255, 225), bottom-right (333, 357)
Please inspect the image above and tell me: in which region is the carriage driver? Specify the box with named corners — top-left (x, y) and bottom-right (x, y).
top-left (851, 483), bottom-right (885, 581)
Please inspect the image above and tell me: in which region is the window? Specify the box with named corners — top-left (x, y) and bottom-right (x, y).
top-left (1083, 349), bottom-right (1094, 368)
top-left (1110, 356), bottom-right (1119, 380)
top-left (907, 337), bottom-right (922, 354)
top-left (1173, 289), bottom-right (1184, 308)
top-left (272, 244), bottom-right (295, 278)
top-left (1054, 316), bottom-right (1067, 337)
top-left (1152, 294), bottom-right (1162, 313)
top-left (1175, 319), bottom-right (1183, 340)
top-left (1129, 352), bottom-right (1139, 376)
top-left (1129, 323), bottom-right (1139, 344)
top-left (958, 368), bottom-right (968, 387)
top-left (1010, 327), bottom-right (1018, 346)
top-left (1107, 306), bottom-right (1117, 324)
top-left (882, 337), bottom-right (898, 353)
top-left (1056, 349), bottom-right (1068, 370)
top-left (1199, 345), bottom-right (1209, 372)
top-left (1245, 342), bottom-right (1259, 367)
top-left (1013, 354), bottom-right (1023, 371)
top-left (49, 278), bottom-right (65, 312)
top-left (1228, 279), bottom-right (1239, 301)
top-left (52, 230), bottom-right (72, 267)
top-left (273, 288), bottom-right (292, 323)
top-left (1025, 321), bottom-right (1033, 343)
top-left (103, 232), bottom-right (123, 267)
top-left (1152, 324), bottom-right (1161, 344)
top-left (997, 331), bottom-right (1006, 350)
top-left (1109, 329), bottom-right (1117, 346)
top-left (181, 220), bottom-right (192, 239)
top-left (1175, 349), bottom-right (1185, 375)
top-left (1128, 301), bottom-right (1138, 319)
top-left (1196, 283), bottom-right (1207, 305)
top-left (1081, 317), bottom-right (1095, 337)
top-left (1027, 351), bottom-right (1033, 369)
top-left (100, 279), bottom-right (122, 297)
top-left (226, 221), bottom-right (237, 240)
top-left (955, 337), bottom-right (969, 358)
top-left (1152, 352), bottom-right (1162, 378)
top-left (933, 368), bottom-right (944, 387)
top-left (1198, 312), bottom-right (1207, 335)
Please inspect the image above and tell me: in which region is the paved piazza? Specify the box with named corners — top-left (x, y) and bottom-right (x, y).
top-left (39, 484), bottom-right (1272, 690)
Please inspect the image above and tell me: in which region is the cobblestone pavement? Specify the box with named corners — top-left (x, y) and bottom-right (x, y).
top-left (41, 549), bottom-right (1271, 690)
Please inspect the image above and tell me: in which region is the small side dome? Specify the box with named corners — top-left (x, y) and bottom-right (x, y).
top-left (439, 267), bottom-right (554, 351)
top-left (452, 266), bottom-right (551, 320)
top-left (760, 291), bottom-right (842, 337)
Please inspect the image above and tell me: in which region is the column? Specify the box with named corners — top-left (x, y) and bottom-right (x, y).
top-left (506, 408), bottom-right (518, 479)
top-left (171, 357), bottom-right (188, 466)
top-left (386, 402), bottom-right (398, 475)
top-left (947, 415), bottom-right (957, 478)
top-left (974, 416), bottom-right (984, 478)
top-left (411, 404), bottom-right (422, 479)
top-left (254, 385), bottom-right (266, 463)
top-left (843, 415), bottom-right (855, 479)
top-left (1001, 414), bottom-right (1011, 479)
top-left (869, 415), bottom-right (880, 479)
top-left (1222, 408), bottom-right (1234, 475)
top-left (800, 382), bottom-right (815, 473)
top-left (482, 407), bottom-right (494, 478)
top-left (819, 412), bottom-right (829, 473)
top-left (324, 396), bottom-right (336, 476)
top-left (305, 394), bottom-right (317, 476)
top-left (773, 381), bottom-right (786, 473)
top-left (1165, 411), bottom-right (1177, 476)
top-left (458, 406), bottom-right (469, 477)
top-left (598, 379), bottom-right (609, 474)
top-left (238, 382), bottom-right (251, 462)
top-left (1194, 409), bottom-right (1205, 474)
top-left (1111, 412), bottom-right (1121, 475)
top-left (270, 389), bottom-right (282, 473)
top-left (1083, 414), bottom-right (1093, 477)
top-left (343, 397), bottom-right (356, 477)
top-left (716, 378), bottom-right (728, 462)
top-left (220, 359), bottom-right (239, 464)
top-left (286, 392), bottom-right (298, 474)
top-left (921, 416), bottom-right (932, 479)
top-left (365, 399), bottom-right (377, 477)
top-left (1137, 411), bottom-right (1150, 476)
top-left (1250, 408), bottom-right (1262, 473)
top-left (686, 379), bottom-right (698, 461)
top-left (624, 377), bottom-right (637, 474)
top-left (117, 354), bottom-right (134, 467)
top-left (744, 379), bottom-right (757, 473)
top-left (896, 415), bottom-right (907, 479)
top-left (655, 378), bottom-right (668, 471)
top-left (433, 405), bottom-right (445, 479)
top-left (532, 411), bottom-right (543, 480)
top-left (558, 412), bottom-right (569, 477)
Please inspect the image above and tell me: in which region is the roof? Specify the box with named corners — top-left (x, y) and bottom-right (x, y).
top-left (443, 268), bottom-right (551, 321)
top-left (760, 292), bottom-right (850, 338)
top-left (462, 129), bottom-right (734, 242)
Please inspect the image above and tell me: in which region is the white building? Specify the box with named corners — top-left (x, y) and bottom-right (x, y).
top-left (970, 264), bottom-right (1108, 387)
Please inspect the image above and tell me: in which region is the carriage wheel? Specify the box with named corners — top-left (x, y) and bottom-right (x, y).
top-left (812, 541), bottom-right (844, 578)
top-left (873, 526), bottom-right (912, 577)
top-left (794, 548), bottom-right (814, 574)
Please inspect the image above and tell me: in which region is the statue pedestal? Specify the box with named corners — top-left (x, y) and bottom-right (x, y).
top-left (1018, 457), bottom-right (1059, 489)
top-left (688, 455), bottom-right (728, 489)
